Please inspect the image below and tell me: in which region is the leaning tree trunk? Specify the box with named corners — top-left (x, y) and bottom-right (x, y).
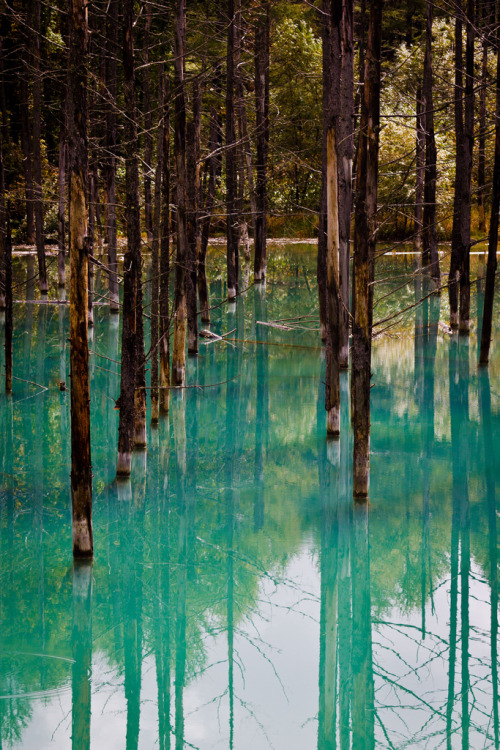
top-left (338, 0), bottom-right (355, 369)
top-left (171, 0), bottom-right (188, 387)
top-left (351, 0), bottom-right (383, 499)
top-left (226, 0), bottom-right (239, 300)
top-left (479, 9), bottom-right (500, 366)
top-left (32, 0), bottom-right (48, 294)
top-left (323, 0), bottom-right (342, 436)
top-left (105, 0), bottom-right (119, 312)
top-left (254, 1), bottom-right (270, 283)
top-left (422, 0), bottom-right (440, 286)
top-left (68, 0), bottom-right (92, 557)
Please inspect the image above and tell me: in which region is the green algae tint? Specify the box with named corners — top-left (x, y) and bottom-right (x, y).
top-left (0, 246), bottom-right (499, 749)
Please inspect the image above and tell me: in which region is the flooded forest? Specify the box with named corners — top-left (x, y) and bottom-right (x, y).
top-left (1, 0), bottom-right (500, 748)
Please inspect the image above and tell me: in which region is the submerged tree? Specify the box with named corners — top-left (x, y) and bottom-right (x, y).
top-left (68, 0), bottom-right (92, 557)
top-left (351, 0), bottom-right (383, 499)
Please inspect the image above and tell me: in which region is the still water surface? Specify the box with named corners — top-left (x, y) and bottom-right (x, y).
top-left (0, 247), bottom-right (499, 749)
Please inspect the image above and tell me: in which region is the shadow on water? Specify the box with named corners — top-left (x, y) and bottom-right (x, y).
top-left (0, 252), bottom-right (499, 748)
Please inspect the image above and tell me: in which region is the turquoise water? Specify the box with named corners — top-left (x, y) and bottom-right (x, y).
top-left (0, 248), bottom-right (499, 749)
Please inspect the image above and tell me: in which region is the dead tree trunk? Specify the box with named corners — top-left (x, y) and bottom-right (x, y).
top-left (199, 105), bottom-right (220, 323)
top-left (151, 70), bottom-right (164, 423)
top-left (58, 97), bottom-right (67, 287)
top-left (186, 83), bottom-right (201, 355)
top-left (479, 11), bottom-right (500, 366)
top-left (68, 0), bottom-right (92, 557)
top-left (226, 0), bottom-right (239, 300)
top-left (105, 0), bottom-right (119, 312)
top-left (171, 0), bottom-right (188, 386)
top-left (159, 76), bottom-right (171, 412)
top-left (323, 0), bottom-right (342, 436)
top-left (254, 1), bottom-right (270, 283)
top-left (117, 0), bottom-right (144, 473)
top-left (477, 0), bottom-right (489, 235)
top-left (422, 0), bottom-right (440, 286)
top-left (338, 0), bottom-right (354, 369)
top-left (351, 0), bottom-right (383, 499)
top-left (414, 87), bottom-right (424, 256)
top-left (32, 0), bottom-right (48, 294)
top-left (20, 3), bottom-right (35, 246)
top-left (449, 0), bottom-right (474, 331)
top-left (143, 2), bottom-right (154, 244)
top-left (123, 0), bottom-right (146, 447)
top-left (5, 206), bottom-right (12, 393)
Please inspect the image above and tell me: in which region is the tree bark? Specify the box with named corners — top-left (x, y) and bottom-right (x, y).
top-left (338, 0), bottom-right (354, 369)
top-left (449, 0), bottom-right (474, 331)
top-left (422, 0), bottom-right (440, 286)
top-left (68, 0), bottom-right (93, 557)
top-left (32, 0), bottom-right (48, 293)
top-left (105, 0), bottom-right (119, 312)
top-left (254, 1), bottom-right (270, 283)
top-left (171, 0), bottom-right (188, 386)
top-left (58, 96), bottom-right (68, 287)
top-left (143, 1), bottom-right (153, 244)
top-left (159, 77), bottom-right (171, 412)
top-left (226, 0), bottom-right (239, 300)
top-left (351, 0), bottom-right (383, 499)
top-left (20, 2), bottom-right (35, 246)
top-left (117, 0), bottom-right (145, 472)
top-left (199, 105), bottom-right (220, 323)
top-left (323, 0), bottom-right (342, 436)
top-left (186, 83), bottom-right (201, 355)
top-left (5, 206), bottom-right (12, 393)
top-left (414, 87), bottom-right (424, 256)
top-left (479, 10), bottom-right (500, 366)
top-left (477, 0), bottom-right (489, 235)
top-left (151, 69), bottom-right (164, 423)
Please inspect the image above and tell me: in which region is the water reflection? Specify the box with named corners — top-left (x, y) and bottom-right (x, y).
top-left (0, 257), bottom-right (499, 749)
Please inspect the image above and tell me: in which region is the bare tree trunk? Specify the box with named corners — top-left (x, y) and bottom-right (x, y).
top-left (117, 0), bottom-right (144, 473)
top-left (479, 9), bottom-right (500, 366)
top-left (143, 1), bottom-right (153, 244)
top-left (159, 77), bottom-right (171, 412)
top-left (449, 0), bottom-right (474, 331)
top-left (226, 0), bottom-right (239, 300)
top-left (414, 87), bottom-right (424, 256)
top-left (254, 1), bottom-right (270, 283)
top-left (422, 0), bottom-right (440, 286)
top-left (339, 0), bottom-right (354, 369)
top-left (58, 97), bottom-right (67, 287)
top-left (351, 0), bottom-right (383, 499)
top-left (199, 105), bottom-right (220, 323)
top-left (186, 82), bottom-right (201, 355)
top-left (477, 0), bottom-right (488, 235)
top-left (106, 0), bottom-right (119, 312)
top-left (68, 0), bottom-right (92, 557)
top-left (323, 0), bottom-right (342, 436)
top-left (32, 0), bottom-right (48, 294)
top-left (5, 207), bottom-right (12, 393)
top-left (71, 561), bottom-right (93, 748)
top-left (20, 3), bottom-right (35, 246)
top-left (171, 0), bottom-right (188, 386)
top-left (151, 70), bottom-right (164, 423)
